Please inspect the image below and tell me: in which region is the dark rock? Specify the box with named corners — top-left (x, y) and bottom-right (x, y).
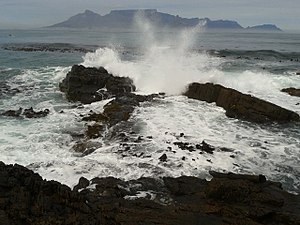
top-left (0, 162), bottom-right (96, 225)
top-left (184, 82), bottom-right (299, 123)
top-left (159, 153), bottom-right (168, 162)
top-left (174, 141), bottom-right (215, 154)
top-left (102, 93), bottom-right (158, 126)
top-left (59, 65), bottom-right (136, 104)
top-left (296, 71), bottom-right (300, 75)
top-left (72, 140), bottom-right (102, 156)
top-left (23, 107), bottom-right (50, 118)
top-left (2, 107), bottom-right (50, 118)
top-left (281, 87), bottom-right (300, 97)
top-left (85, 123), bottom-right (106, 139)
top-left (200, 141), bottom-right (215, 154)
top-left (2, 107), bottom-right (22, 117)
top-left (82, 112), bottom-right (109, 122)
top-left (73, 177), bottom-right (90, 192)
top-left (0, 162), bottom-right (300, 225)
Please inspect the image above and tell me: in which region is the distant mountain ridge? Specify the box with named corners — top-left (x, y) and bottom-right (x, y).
top-left (48, 9), bottom-right (282, 31)
top-left (246, 24), bottom-right (282, 31)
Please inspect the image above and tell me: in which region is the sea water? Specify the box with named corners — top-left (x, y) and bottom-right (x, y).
top-left (0, 28), bottom-right (299, 194)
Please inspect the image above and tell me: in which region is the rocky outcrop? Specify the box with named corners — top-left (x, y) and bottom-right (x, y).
top-left (184, 82), bottom-right (299, 123)
top-left (73, 92), bottom-right (161, 155)
top-left (102, 93), bottom-right (160, 126)
top-left (59, 65), bottom-right (136, 104)
top-left (1, 107), bottom-right (50, 118)
top-left (1, 161), bottom-right (299, 225)
top-left (281, 87), bottom-right (300, 97)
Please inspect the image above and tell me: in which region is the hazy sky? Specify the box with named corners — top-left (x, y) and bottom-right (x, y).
top-left (0, 0), bottom-right (299, 30)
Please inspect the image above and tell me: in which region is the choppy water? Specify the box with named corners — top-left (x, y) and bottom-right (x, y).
top-left (0, 28), bottom-right (299, 194)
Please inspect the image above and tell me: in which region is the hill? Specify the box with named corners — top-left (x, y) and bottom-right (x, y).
top-left (47, 9), bottom-right (281, 31)
top-left (246, 24), bottom-right (282, 31)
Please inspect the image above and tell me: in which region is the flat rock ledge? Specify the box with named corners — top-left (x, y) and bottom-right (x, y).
top-left (0, 161), bottom-right (299, 225)
top-left (184, 82), bottom-right (299, 123)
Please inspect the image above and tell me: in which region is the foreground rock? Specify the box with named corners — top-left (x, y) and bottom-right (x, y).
top-left (281, 87), bottom-right (300, 97)
top-left (1, 107), bottom-right (50, 118)
top-left (59, 65), bottom-right (136, 104)
top-left (184, 82), bottom-right (299, 123)
top-left (1, 162), bottom-right (299, 225)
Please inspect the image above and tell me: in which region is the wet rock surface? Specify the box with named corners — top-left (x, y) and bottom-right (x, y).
top-left (1, 161), bottom-right (299, 225)
top-left (59, 65), bottom-right (162, 156)
top-left (281, 87), bottom-right (300, 97)
top-left (59, 65), bottom-right (136, 104)
top-left (184, 82), bottom-right (300, 123)
top-left (72, 93), bottom-right (161, 155)
top-left (102, 93), bottom-right (160, 126)
top-left (1, 107), bottom-right (50, 118)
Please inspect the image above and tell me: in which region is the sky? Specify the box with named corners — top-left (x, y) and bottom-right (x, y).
top-left (0, 0), bottom-right (299, 31)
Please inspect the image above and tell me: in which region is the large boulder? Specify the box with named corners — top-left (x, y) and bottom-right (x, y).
top-left (0, 161), bottom-right (299, 225)
top-left (184, 82), bottom-right (299, 123)
top-left (281, 87), bottom-right (300, 97)
top-left (59, 65), bottom-right (136, 104)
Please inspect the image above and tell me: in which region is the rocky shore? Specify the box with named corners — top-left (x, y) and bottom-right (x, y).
top-left (1, 64), bottom-right (300, 224)
top-left (184, 82), bottom-right (299, 123)
top-left (1, 161), bottom-right (299, 225)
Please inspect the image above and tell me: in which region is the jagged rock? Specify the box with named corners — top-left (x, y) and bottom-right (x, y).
top-left (0, 162), bottom-right (299, 225)
top-left (59, 65), bottom-right (136, 104)
top-left (23, 107), bottom-right (50, 118)
top-left (199, 141), bottom-right (215, 154)
top-left (102, 93), bottom-right (159, 126)
top-left (85, 123), bottom-right (106, 139)
top-left (73, 177), bottom-right (90, 192)
top-left (2, 107), bottom-right (50, 118)
top-left (0, 162), bottom-right (97, 225)
top-left (184, 82), bottom-right (299, 123)
top-left (1, 107), bottom-right (22, 117)
top-left (281, 87), bottom-right (300, 97)
top-left (72, 140), bottom-right (102, 156)
top-left (159, 153), bottom-right (168, 162)
top-left (174, 140), bottom-right (215, 154)
top-left (82, 112), bottom-right (109, 122)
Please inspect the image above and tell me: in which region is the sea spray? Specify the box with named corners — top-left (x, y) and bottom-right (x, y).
top-left (82, 13), bottom-right (219, 95)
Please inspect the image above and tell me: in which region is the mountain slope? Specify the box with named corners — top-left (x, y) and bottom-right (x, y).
top-left (48, 9), bottom-right (281, 31)
top-left (246, 24), bottom-right (282, 31)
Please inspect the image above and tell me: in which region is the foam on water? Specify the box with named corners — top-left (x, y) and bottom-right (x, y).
top-left (1, 25), bottom-right (299, 193)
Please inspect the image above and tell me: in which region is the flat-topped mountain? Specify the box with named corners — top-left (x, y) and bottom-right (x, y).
top-left (48, 9), bottom-right (282, 31)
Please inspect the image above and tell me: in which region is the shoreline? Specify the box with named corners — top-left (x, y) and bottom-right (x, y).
top-left (1, 161), bottom-right (299, 225)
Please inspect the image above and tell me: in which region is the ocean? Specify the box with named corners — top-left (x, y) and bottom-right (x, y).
top-left (0, 28), bottom-right (299, 194)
